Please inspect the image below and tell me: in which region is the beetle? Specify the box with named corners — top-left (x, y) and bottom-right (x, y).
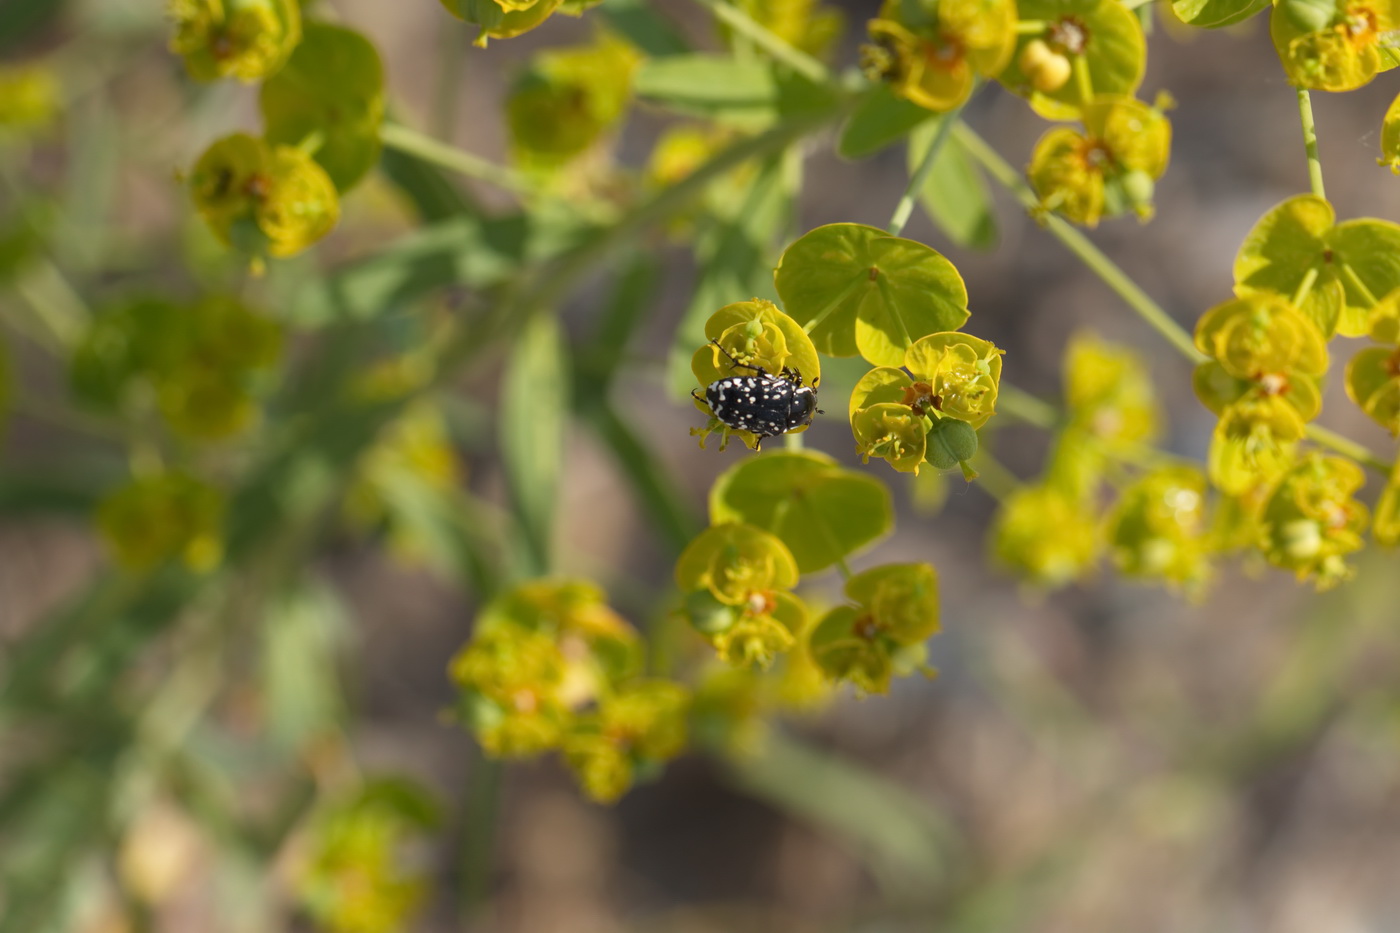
top-left (692, 340), bottom-right (822, 450)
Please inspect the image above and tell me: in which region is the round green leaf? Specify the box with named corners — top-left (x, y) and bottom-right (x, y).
top-left (773, 223), bottom-right (969, 368)
top-left (260, 21), bottom-right (385, 193)
top-left (1171, 0), bottom-right (1270, 27)
top-left (1328, 219), bottom-right (1400, 337)
top-left (708, 450), bottom-right (893, 574)
top-left (1233, 194), bottom-right (1343, 337)
top-left (999, 0), bottom-right (1146, 120)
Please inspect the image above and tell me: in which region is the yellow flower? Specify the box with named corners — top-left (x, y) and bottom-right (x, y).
top-left (0, 65), bottom-right (60, 131)
top-left (97, 472), bottom-right (224, 572)
top-left (862, 0), bottom-right (1017, 112)
top-left (188, 133), bottom-right (339, 261)
top-left (992, 484), bottom-right (1099, 586)
top-left (167, 0), bottom-right (301, 83)
top-left (1272, 0), bottom-right (1400, 91)
top-left (1208, 396), bottom-right (1306, 496)
top-left (1107, 467), bottom-right (1212, 591)
top-left (1259, 453), bottom-right (1368, 589)
top-left (1028, 95), bottom-right (1171, 226)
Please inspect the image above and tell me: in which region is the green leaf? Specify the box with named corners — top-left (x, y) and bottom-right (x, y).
top-left (634, 55), bottom-right (838, 129)
top-left (908, 121), bottom-right (997, 251)
top-left (261, 584), bottom-right (347, 753)
top-left (724, 732), bottom-right (953, 894)
top-left (667, 157), bottom-right (790, 397)
top-left (260, 21), bottom-right (386, 193)
top-left (1329, 219), bottom-right (1400, 337)
top-left (599, 0), bottom-right (691, 56)
top-left (290, 209), bottom-right (598, 326)
top-left (1233, 194), bottom-right (1343, 337)
top-left (837, 83), bottom-right (935, 160)
top-left (773, 223), bottom-right (969, 367)
top-left (502, 313), bottom-right (568, 575)
top-left (708, 450), bottom-right (892, 574)
top-left (1172, 0), bottom-right (1271, 27)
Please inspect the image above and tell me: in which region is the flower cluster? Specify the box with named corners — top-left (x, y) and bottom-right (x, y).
top-left (507, 29), bottom-right (640, 170)
top-left (1271, 0), bottom-right (1400, 91)
top-left (448, 579), bottom-right (690, 802)
top-left (1193, 294), bottom-right (1327, 495)
top-left (861, 0), bottom-right (1017, 112)
top-left (994, 334), bottom-right (1183, 589)
top-left (1028, 94), bottom-right (1172, 226)
top-left (188, 132), bottom-right (339, 264)
top-left (168, 15), bottom-right (387, 267)
top-left (1258, 453), bottom-right (1369, 587)
top-left (809, 564), bottom-right (940, 694)
top-left (675, 522), bottom-right (808, 668)
top-left (1345, 288), bottom-right (1400, 434)
top-left (849, 331), bottom-right (1004, 476)
top-left (71, 296), bottom-right (282, 441)
top-left (167, 0), bottom-right (301, 83)
top-left (97, 471), bottom-right (224, 572)
top-left (295, 780), bottom-right (439, 933)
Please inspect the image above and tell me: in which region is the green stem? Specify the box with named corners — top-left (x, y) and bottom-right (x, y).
top-left (996, 384), bottom-right (1060, 430)
top-left (968, 449), bottom-right (1021, 501)
top-left (379, 122), bottom-right (540, 197)
top-left (1305, 423), bottom-right (1392, 475)
top-left (1296, 89), bottom-right (1326, 201)
top-left (954, 121), bottom-right (1206, 363)
top-left (688, 0), bottom-right (831, 83)
top-left (1073, 54), bottom-right (1094, 106)
top-left (1015, 19), bottom-right (1049, 33)
top-left (888, 108), bottom-right (963, 237)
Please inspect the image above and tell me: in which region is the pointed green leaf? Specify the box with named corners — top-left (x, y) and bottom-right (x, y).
top-left (634, 55), bottom-right (838, 129)
top-left (774, 223), bottom-right (969, 367)
top-left (837, 83), bottom-right (935, 160)
top-left (909, 121), bottom-right (997, 251)
top-left (502, 313), bottom-right (568, 575)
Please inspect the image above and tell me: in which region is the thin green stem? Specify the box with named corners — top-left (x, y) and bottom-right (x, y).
top-left (1305, 423), bottom-right (1392, 475)
top-left (1296, 89), bottom-right (1326, 201)
top-left (996, 384), bottom-right (1060, 430)
top-left (954, 121), bottom-right (1206, 363)
top-left (967, 449), bottom-right (1021, 502)
top-left (379, 122), bottom-right (539, 197)
top-left (1015, 19), bottom-right (1049, 32)
top-left (688, 0), bottom-right (831, 83)
top-left (1072, 54), bottom-right (1094, 106)
top-left (888, 108), bottom-right (963, 237)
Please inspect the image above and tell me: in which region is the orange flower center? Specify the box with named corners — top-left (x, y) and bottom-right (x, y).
top-left (922, 35), bottom-right (966, 71)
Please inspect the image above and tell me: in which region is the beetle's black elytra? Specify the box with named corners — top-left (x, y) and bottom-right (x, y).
top-left (693, 340), bottom-right (822, 450)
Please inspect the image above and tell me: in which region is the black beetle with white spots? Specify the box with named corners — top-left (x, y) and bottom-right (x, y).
top-left (693, 340), bottom-right (823, 450)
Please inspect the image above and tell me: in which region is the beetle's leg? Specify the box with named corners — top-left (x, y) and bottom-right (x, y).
top-left (709, 338), bottom-right (768, 375)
